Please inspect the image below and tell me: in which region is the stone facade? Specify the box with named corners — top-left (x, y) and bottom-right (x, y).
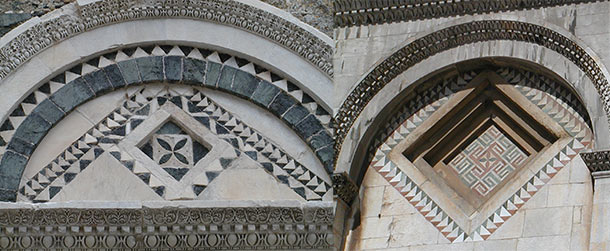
top-left (334, 1), bottom-right (610, 250)
top-left (1, 0), bottom-right (610, 250)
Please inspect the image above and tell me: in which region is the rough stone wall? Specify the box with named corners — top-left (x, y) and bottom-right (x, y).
top-left (0, 0), bottom-right (74, 37)
top-left (261, 0), bottom-right (333, 35)
top-left (0, 0), bottom-right (73, 15)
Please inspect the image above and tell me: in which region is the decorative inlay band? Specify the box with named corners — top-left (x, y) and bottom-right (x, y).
top-left (334, 0), bottom-right (601, 27)
top-left (0, 0), bottom-right (333, 80)
top-left (334, 20), bottom-right (608, 166)
top-left (581, 150), bottom-right (610, 173)
top-left (17, 85), bottom-right (332, 202)
top-left (0, 47), bottom-right (334, 201)
top-left (0, 203), bottom-right (334, 249)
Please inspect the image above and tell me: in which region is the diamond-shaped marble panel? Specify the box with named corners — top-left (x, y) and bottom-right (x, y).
top-left (447, 125), bottom-right (528, 196)
top-left (140, 121), bottom-right (209, 181)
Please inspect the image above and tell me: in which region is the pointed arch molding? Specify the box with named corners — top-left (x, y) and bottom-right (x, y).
top-left (334, 20), bottom-right (610, 162)
top-left (0, 0), bottom-right (333, 80)
top-left (0, 48), bottom-right (334, 201)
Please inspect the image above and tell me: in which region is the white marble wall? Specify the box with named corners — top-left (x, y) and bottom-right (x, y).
top-left (590, 171), bottom-right (610, 250)
top-left (345, 156), bottom-right (593, 250)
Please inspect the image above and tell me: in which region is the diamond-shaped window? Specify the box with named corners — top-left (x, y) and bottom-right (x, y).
top-left (400, 71), bottom-right (564, 217)
top-left (140, 121), bottom-right (210, 181)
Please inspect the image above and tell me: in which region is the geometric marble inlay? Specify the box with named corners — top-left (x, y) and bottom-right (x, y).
top-left (15, 83), bottom-right (332, 202)
top-left (447, 125), bottom-right (528, 196)
top-left (140, 121), bottom-right (209, 181)
top-left (370, 69), bottom-right (593, 242)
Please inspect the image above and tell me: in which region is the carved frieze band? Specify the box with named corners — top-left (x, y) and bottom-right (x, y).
top-left (334, 0), bottom-right (602, 27)
top-left (581, 151), bottom-right (610, 173)
top-left (331, 173), bottom-right (358, 205)
top-left (0, 0), bottom-right (333, 81)
top-left (334, 20), bottom-right (610, 166)
top-left (0, 205), bottom-right (334, 249)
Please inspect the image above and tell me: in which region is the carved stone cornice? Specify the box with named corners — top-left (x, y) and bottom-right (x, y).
top-left (334, 0), bottom-right (603, 27)
top-left (0, 202), bottom-right (334, 249)
top-left (333, 20), bottom-right (610, 167)
top-left (581, 150), bottom-right (610, 173)
top-left (332, 173), bottom-right (358, 205)
top-left (0, 0), bottom-right (333, 81)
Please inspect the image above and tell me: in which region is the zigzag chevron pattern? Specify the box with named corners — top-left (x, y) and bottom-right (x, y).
top-left (18, 85), bottom-right (331, 202)
top-left (0, 45), bottom-right (332, 156)
top-left (368, 69), bottom-right (593, 242)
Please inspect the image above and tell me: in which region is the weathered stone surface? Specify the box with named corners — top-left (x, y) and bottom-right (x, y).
top-left (269, 92), bottom-right (296, 117)
top-left (136, 56), bottom-right (164, 83)
top-left (0, 1), bottom-right (74, 16)
top-left (182, 58), bottom-right (206, 85)
top-left (283, 105), bottom-right (309, 127)
top-left (13, 112), bottom-right (51, 146)
top-left (232, 69), bottom-right (259, 98)
top-left (260, 0), bottom-right (332, 35)
top-left (49, 78), bottom-right (94, 112)
top-left (309, 130), bottom-right (333, 149)
top-left (0, 151), bottom-right (27, 189)
top-left (316, 145), bottom-right (333, 172)
top-left (32, 99), bottom-right (64, 125)
top-left (0, 188), bottom-right (16, 201)
top-left (0, 13), bottom-right (31, 26)
top-left (103, 64), bottom-right (126, 89)
top-left (0, 13), bottom-right (31, 36)
top-left (217, 66), bottom-right (237, 92)
top-left (117, 59), bottom-right (141, 85)
top-left (295, 114), bottom-right (323, 139)
top-left (7, 137), bottom-right (34, 156)
top-left (251, 81), bottom-right (280, 107)
top-left (83, 70), bottom-right (112, 95)
top-left (204, 61), bottom-right (222, 87)
top-left (164, 56), bottom-right (182, 82)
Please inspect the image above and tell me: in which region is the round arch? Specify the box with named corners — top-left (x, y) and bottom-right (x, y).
top-left (0, 51), bottom-right (334, 201)
top-left (343, 58), bottom-right (595, 187)
top-left (335, 19), bottom-right (610, 175)
top-left (0, 0), bottom-right (334, 123)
